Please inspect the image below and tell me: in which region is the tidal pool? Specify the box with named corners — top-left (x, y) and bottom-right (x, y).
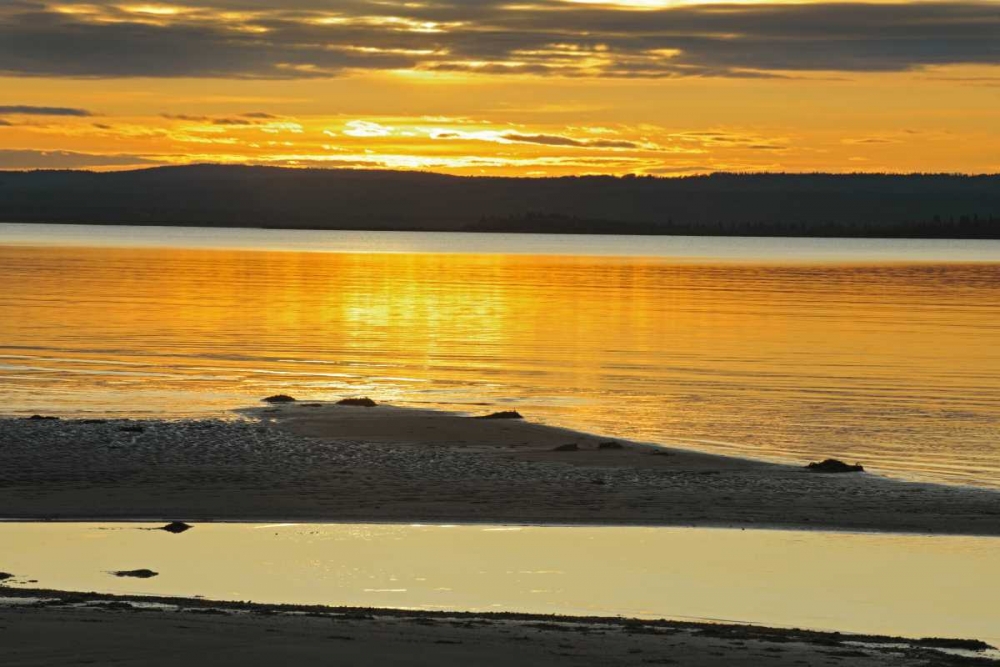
top-left (1, 522), bottom-right (997, 646)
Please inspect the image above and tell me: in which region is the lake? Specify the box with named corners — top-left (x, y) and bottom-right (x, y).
top-left (2, 223), bottom-right (999, 488)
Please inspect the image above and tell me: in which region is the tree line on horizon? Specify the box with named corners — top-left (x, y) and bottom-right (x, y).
top-left (1, 165), bottom-right (998, 239)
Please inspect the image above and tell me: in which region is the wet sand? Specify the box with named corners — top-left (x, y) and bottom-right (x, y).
top-left (1, 402), bottom-right (998, 534)
top-left (0, 589), bottom-right (994, 667)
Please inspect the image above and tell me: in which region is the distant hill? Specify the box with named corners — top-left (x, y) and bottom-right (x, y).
top-left (1, 165), bottom-right (999, 238)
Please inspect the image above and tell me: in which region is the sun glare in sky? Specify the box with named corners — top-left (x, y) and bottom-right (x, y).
top-left (1, 0), bottom-right (998, 175)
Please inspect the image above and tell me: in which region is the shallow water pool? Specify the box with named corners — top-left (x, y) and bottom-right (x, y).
top-left (1, 522), bottom-right (998, 646)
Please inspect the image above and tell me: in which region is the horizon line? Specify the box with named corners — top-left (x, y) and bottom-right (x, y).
top-left (3, 164), bottom-right (1000, 180)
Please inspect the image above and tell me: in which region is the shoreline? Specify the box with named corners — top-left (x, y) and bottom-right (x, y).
top-left (1, 402), bottom-right (998, 535)
top-left (7, 215), bottom-right (1000, 240)
top-left (3, 404), bottom-right (997, 494)
top-left (1, 585), bottom-right (993, 650)
top-left (2, 517), bottom-right (998, 540)
top-left (0, 587), bottom-right (995, 666)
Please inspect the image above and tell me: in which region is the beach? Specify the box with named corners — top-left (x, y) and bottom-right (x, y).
top-left (1, 589), bottom-right (995, 667)
top-left (4, 401), bottom-right (999, 664)
top-left (1, 402), bottom-right (998, 534)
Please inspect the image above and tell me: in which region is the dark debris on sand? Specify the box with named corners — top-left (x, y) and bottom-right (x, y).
top-left (914, 637), bottom-right (996, 651)
top-left (91, 601), bottom-right (141, 611)
top-left (552, 443), bottom-right (579, 452)
top-left (337, 397), bottom-right (378, 407)
top-left (160, 522), bottom-right (193, 534)
top-left (474, 410), bottom-right (523, 420)
top-left (111, 569), bottom-right (158, 579)
top-left (807, 459), bottom-right (865, 473)
top-left (262, 394), bottom-right (297, 403)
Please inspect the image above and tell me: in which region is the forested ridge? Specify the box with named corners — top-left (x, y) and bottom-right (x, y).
top-left (2, 166), bottom-right (998, 238)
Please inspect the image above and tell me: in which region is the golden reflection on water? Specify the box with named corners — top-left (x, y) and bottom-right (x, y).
top-left (1, 244), bottom-right (1000, 487)
top-left (2, 523), bottom-right (999, 646)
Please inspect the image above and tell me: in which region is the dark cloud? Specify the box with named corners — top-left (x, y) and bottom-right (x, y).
top-left (0, 149), bottom-right (160, 169)
top-left (432, 129), bottom-right (643, 149)
top-left (846, 137), bottom-right (896, 144)
top-left (162, 114), bottom-right (211, 121)
top-left (161, 112), bottom-right (288, 125)
top-left (0, 2), bottom-right (998, 79)
top-left (0, 105), bottom-right (94, 116)
top-left (212, 117), bottom-right (256, 125)
top-left (500, 132), bottom-right (641, 149)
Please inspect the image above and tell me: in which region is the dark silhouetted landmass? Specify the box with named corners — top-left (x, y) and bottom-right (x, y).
top-left (1, 165), bottom-right (999, 238)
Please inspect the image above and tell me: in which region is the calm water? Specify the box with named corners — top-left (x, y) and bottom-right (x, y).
top-left (2, 224), bottom-right (1000, 488)
top-left (2, 522), bottom-right (998, 646)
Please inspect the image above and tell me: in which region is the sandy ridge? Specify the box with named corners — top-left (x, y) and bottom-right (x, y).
top-left (0, 402), bottom-right (998, 535)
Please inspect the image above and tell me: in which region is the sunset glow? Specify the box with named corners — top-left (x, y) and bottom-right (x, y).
top-left (1, 0), bottom-right (999, 175)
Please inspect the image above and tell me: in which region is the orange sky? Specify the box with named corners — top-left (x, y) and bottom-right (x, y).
top-left (1, 0), bottom-right (999, 175)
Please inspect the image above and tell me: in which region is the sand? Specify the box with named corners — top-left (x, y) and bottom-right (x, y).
top-left (3, 403), bottom-right (999, 665)
top-left (0, 589), bottom-right (994, 667)
top-left (1, 402), bottom-right (998, 534)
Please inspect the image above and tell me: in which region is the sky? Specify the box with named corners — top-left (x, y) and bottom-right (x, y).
top-left (1, 0), bottom-right (999, 176)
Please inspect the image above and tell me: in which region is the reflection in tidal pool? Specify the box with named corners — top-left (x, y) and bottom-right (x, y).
top-left (2, 523), bottom-right (998, 645)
